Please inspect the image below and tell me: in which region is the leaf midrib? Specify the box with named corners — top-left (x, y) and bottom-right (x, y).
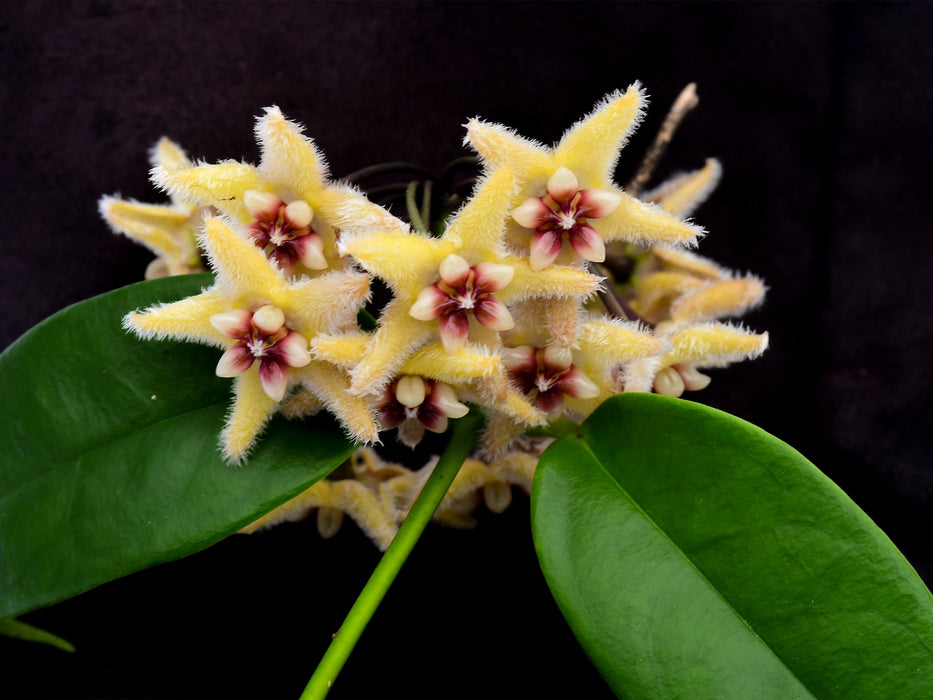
top-left (575, 436), bottom-right (819, 699)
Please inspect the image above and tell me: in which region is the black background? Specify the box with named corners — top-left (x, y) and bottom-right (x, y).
top-left (2, 2), bottom-right (932, 698)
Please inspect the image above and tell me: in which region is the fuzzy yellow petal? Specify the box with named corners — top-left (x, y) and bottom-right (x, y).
top-left (554, 84), bottom-right (645, 181)
top-left (311, 331), bottom-right (370, 368)
top-left (400, 343), bottom-right (502, 382)
top-left (201, 217), bottom-right (281, 301)
top-left (466, 118), bottom-right (551, 183)
top-left (100, 197), bottom-right (193, 266)
top-left (349, 300), bottom-right (435, 395)
top-left (478, 412), bottom-right (528, 458)
top-left (446, 168), bottom-right (516, 258)
top-left (286, 271), bottom-right (370, 336)
top-left (151, 137), bottom-right (192, 172)
top-left (255, 106), bottom-right (327, 198)
top-left (670, 277), bottom-right (766, 324)
top-left (649, 158), bottom-right (723, 219)
top-left (579, 318), bottom-right (671, 368)
top-left (340, 230), bottom-right (458, 296)
top-left (295, 362), bottom-right (379, 443)
top-left (501, 256), bottom-right (600, 304)
top-left (665, 323), bottom-right (769, 368)
top-left (155, 161), bottom-right (263, 222)
top-left (279, 388), bottom-right (326, 419)
top-left (221, 370), bottom-right (280, 463)
top-left (599, 194), bottom-right (702, 247)
top-left (124, 291), bottom-right (229, 347)
top-left (651, 247), bottom-right (726, 279)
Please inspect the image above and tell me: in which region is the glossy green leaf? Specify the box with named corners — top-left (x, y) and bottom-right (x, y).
top-left (0, 275), bottom-right (355, 619)
top-left (532, 393), bottom-right (933, 699)
top-left (0, 617), bottom-right (75, 653)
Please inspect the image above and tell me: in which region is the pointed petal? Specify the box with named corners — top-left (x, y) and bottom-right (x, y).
top-left (410, 285), bottom-right (447, 321)
top-left (439, 312), bottom-right (470, 353)
top-left (124, 291), bottom-right (230, 346)
top-left (220, 371), bottom-right (279, 463)
top-left (474, 297), bottom-right (514, 331)
top-left (296, 362), bottom-right (380, 443)
top-left (577, 187), bottom-right (622, 219)
top-left (444, 168), bottom-right (516, 257)
top-left (216, 345), bottom-right (255, 377)
top-left (201, 217), bottom-right (282, 298)
top-left (546, 166), bottom-right (579, 202)
top-left (484, 481), bottom-right (513, 514)
top-left (275, 330), bottom-right (311, 368)
top-left (645, 158), bottom-right (723, 219)
top-left (256, 106), bottom-right (328, 198)
top-left (154, 161), bottom-right (263, 222)
top-left (311, 331), bottom-right (369, 368)
top-left (150, 137), bottom-right (192, 172)
top-left (529, 228), bottom-right (563, 270)
top-left (287, 270), bottom-right (370, 335)
top-left (502, 256), bottom-right (599, 304)
top-left (652, 246), bottom-right (727, 279)
top-left (350, 301), bottom-right (435, 394)
top-left (600, 194), bottom-right (702, 247)
top-left (666, 323), bottom-right (769, 368)
top-left (438, 253), bottom-right (471, 287)
top-left (209, 308), bottom-right (253, 338)
top-left (670, 276), bottom-right (766, 324)
top-left (465, 118), bottom-right (551, 183)
top-left (401, 342), bottom-right (502, 382)
top-left (512, 197), bottom-right (551, 229)
top-left (569, 223), bottom-right (606, 263)
top-left (554, 84), bottom-right (645, 180)
top-left (258, 358), bottom-right (290, 401)
top-left (341, 230), bottom-right (457, 296)
top-left (578, 318), bottom-right (671, 369)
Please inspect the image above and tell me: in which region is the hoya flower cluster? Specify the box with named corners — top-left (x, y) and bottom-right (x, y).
top-left (103, 84), bottom-right (768, 548)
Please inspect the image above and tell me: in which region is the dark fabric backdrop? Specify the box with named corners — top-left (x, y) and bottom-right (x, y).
top-left (2, 2), bottom-right (932, 698)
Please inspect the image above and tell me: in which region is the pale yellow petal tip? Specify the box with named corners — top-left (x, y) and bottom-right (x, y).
top-left (149, 137), bottom-right (192, 172)
top-left (645, 157), bottom-right (723, 219)
top-left (670, 275), bottom-right (767, 324)
top-left (667, 322), bottom-right (769, 368)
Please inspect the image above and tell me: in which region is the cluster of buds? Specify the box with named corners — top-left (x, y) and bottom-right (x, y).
top-left (103, 84), bottom-right (768, 547)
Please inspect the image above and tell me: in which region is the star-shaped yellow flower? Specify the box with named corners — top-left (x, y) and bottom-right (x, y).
top-left (466, 84), bottom-right (703, 269)
top-left (152, 106), bottom-right (400, 277)
top-left (338, 167), bottom-right (600, 396)
top-left (99, 138), bottom-right (207, 279)
top-left (124, 216), bottom-right (374, 462)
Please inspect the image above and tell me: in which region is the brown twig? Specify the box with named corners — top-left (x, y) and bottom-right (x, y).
top-left (626, 82), bottom-right (699, 197)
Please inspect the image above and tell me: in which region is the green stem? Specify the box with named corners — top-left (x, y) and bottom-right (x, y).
top-left (406, 180), bottom-right (428, 234)
top-left (299, 408), bottom-right (484, 700)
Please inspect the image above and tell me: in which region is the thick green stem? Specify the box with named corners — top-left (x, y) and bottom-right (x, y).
top-left (299, 409), bottom-right (484, 699)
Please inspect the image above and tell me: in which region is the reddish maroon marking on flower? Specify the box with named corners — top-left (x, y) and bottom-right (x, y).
top-left (503, 344), bottom-right (599, 414)
top-left (410, 254), bottom-right (514, 353)
top-left (243, 190), bottom-right (326, 275)
top-left (378, 375), bottom-right (469, 446)
top-left (210, 304), bottom-right (310, 401)
top-left (511, 167), bottom-right (621, 270)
